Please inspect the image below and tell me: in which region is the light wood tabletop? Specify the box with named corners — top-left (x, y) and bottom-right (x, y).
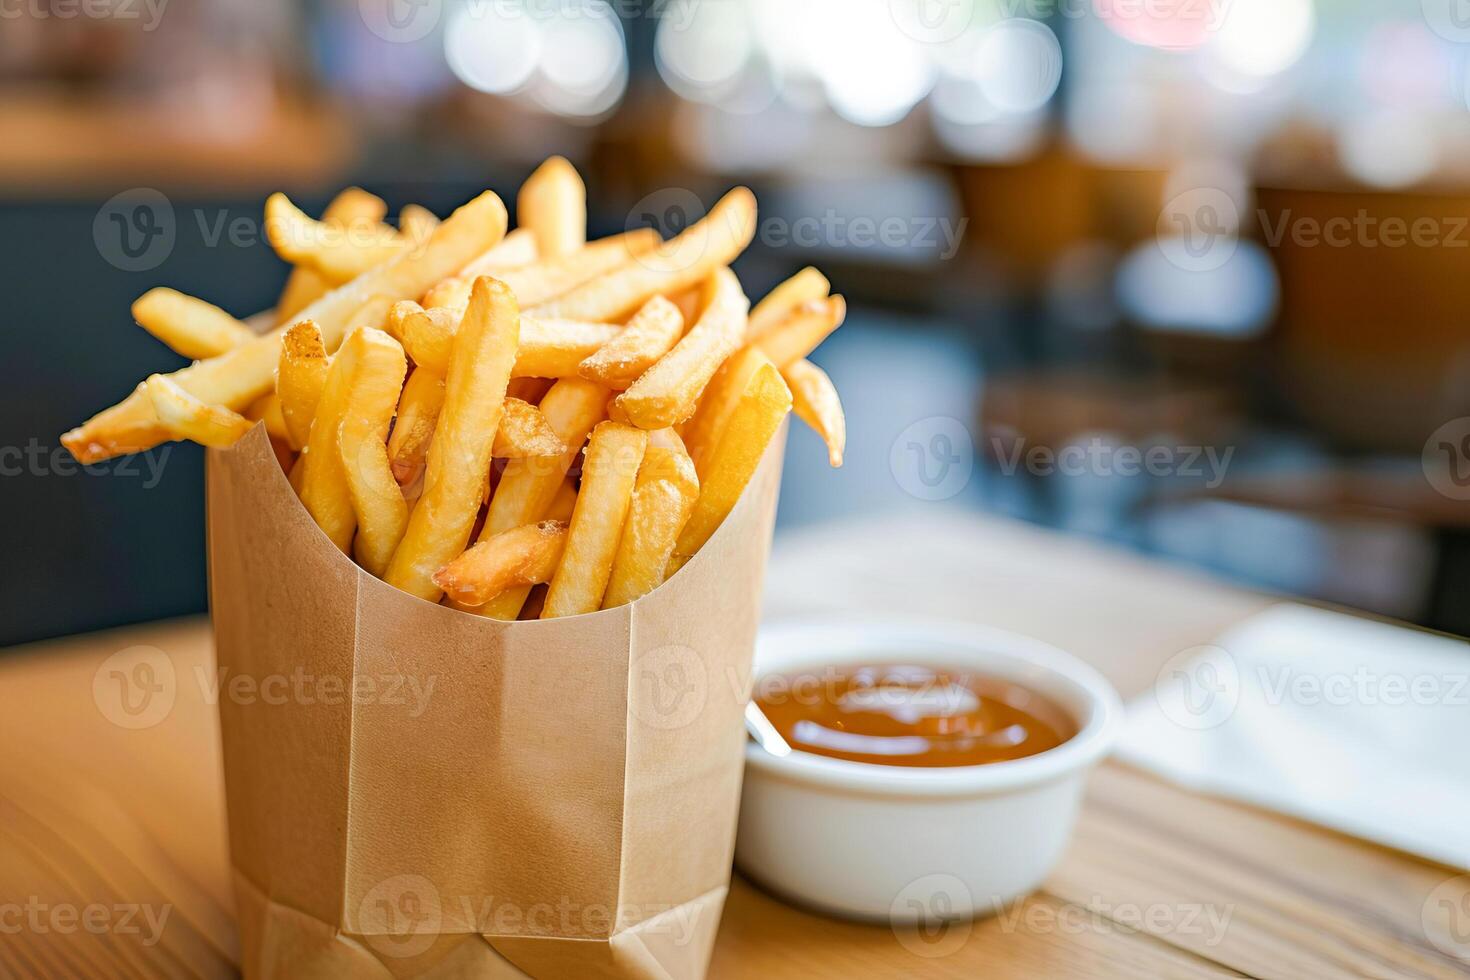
top-left (1, 512), bottom-right (1466, 979)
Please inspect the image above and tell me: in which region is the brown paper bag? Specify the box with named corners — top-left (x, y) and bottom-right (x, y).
top-left (206, 423), bottom-right (786, 979)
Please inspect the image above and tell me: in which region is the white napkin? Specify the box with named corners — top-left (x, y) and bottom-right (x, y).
top-left (1119, 604), bottom-right (1470, 869)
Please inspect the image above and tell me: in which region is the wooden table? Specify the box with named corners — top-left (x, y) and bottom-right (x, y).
top-left (2, 513), bottom-right (1466, 978)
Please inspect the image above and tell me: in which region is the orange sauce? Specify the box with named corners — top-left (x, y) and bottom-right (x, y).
top-left (755, 665), bottom-right (1075, 767)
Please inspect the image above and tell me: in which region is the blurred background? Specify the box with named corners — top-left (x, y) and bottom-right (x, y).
top-left (3, 0), bottom-right (1469, 646)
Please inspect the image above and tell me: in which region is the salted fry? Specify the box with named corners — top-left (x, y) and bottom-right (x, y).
top-left (276, 320), bottom-right (330, 451)
top-left (497, 229), bottom-right (660, 309)
top-left (399, 204), bottom-right (440, 243)
top-left (144, 374), bottom-right (253, 448)
top-left (336, 330), bottom-right (410, 576)
top-left (746, 267), bottom-right (830, 342)
top-left (531, 187), bottom-right (756, 321)
top-left (612, 267), bottom-right (748, 429)
top-left (399, 302), bottom-right (620, 378)
top-left (543, 422), bottom-right (647, 618)
top-left (495, 398), bottom-right (565, 458)
top-left (675, 353), bottom-right (790, 559)
top-left (132, 288), bottom-right (257, 359)
top-left (63, 190), bottom-right (507, 464)
top-left (603, 442), bottom-right (699, 608)
top-left (546, 478), bottom-right (578, 523)
top-left (387, 368), bottom-right (446, 486)
top-left (266, 192), bottom-right (413, 285)
top-left (578, 295), bottom-right (684, 390)
top-left (386, 277), bottom-right (520, 601)
top-left (518, 156), bottom-right (586, 259)
top-left (783, 359), bottom-right (845, 468)
top-left (277, 188), bottom-right (388, 319)
top-left (432, 520), bottom-right (567, 607)
top-left (751, 296), bottom-right (846, 369)
top-left (475, 378), bottom-right (607, 619)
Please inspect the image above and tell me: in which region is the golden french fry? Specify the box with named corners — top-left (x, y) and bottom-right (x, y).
top-left (385, 277), bottom-right (520, 601)
top-left (63, 190), bottom-right (508, 463)
top-left (337, 330), bottom-right (410, 576)
top-left (783, 359), bottom-right (845, 468)
top-left (266, 193), bottom-right (410, 285)
top-left (144, 374), bottom-right (253, 448)
top-left (432, 520), bottom-right (568, 607)
top-left (546, 478), bottom-right (578, 523)
top-left (578, 295), bottom-right (685, 390)
top-left (387, 367), bottom-right (445, 486)
top-left (543, 422), bottom-right (647, 618)
top-left (603, 442), bottom-right (699, 608)
top-left (531, 187), bottom-right (756, 321)
top-left (495, 397), bottom-right (566, 458)
top-left (518, 156), bottom-right (586, 259)
top-left (476, 378), bottom-right (607, 619)
top-left (245, 392), bottom-right (290, 443)
top-left (132, 288), bottom-right (257, 359)
top-left (399, 302), bottom-right (620, 378)
top-left (277, 188), bottom-right (388, 319)
top-left (675, 353), bottom-right (790, 558)
top-left (276, 320), bottom-right (330, 451)
top-left (612, 267), bottom-right (748, 429)
top-left (752, 296), bottom-right (846, 369)
top-left (681, 344), bottom-right (766, 476)
top-left (496, 229), bottom-right (660, 309)
top-left (399, 204), bottom-right (440, 244)
top-left (507, 377), bottom-right (553, 404)
top-left (458, 228), bottom-right (539, 279)
top-left (746, 267), bottom-right (830, 342)
top-left (667, 287), bottom-right (702, 326)
top-left (423, 276), bottom-right (471, 311)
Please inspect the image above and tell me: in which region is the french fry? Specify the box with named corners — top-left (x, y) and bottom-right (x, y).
top-left (518, 156), bottom-right (586, 259)
top-left (495, 397), bottom-right (565, 458)
top-left (667, 286), bottom-right (702, 327)
top-left (245, 392), bottom-right (290, 443)
top-left (336, 330), bottom-right (410, 576)
top-left (297, 328), bottom-right (405, 553)
top-left (277, 320), bottom-right (330, 451)
top-left (746, 267), bottom-right (830, 342)
top-left (603, 440), bottom-right (699, 608)
top-left (423, 277), bottom-right (471, 311)
top-left (674, 353), bottom-right (791, 559)
top-left (385, 277), bottom-right (520, 601)
top-left (682, 345), bottom-right (769, 477)
top-left (507, 377), bottom-right (553, 404)
top-left (546, 478), bottom-right (578, 523)
top-left (132, 288), bottom-right (258, 359)
top-left (144, 374), bottom-right (254, 448)
top-left (387, 368), bottom-right (445, 486)
top-left (543, 422), bottom-right (648, 618)
top-left (399, 302), bottom-right (620, 378)
top-left (400, 204), bottom-right (440, 244)
top-left (497, 229), bottom-right (660, 309)
top-left (458, 228), bottom-right (540, 280)
top-left (62, 190), bottom-right (508, 463)
top-left (530, 187), bottom-right (756, 321)
top-left (265, 192), bottom-right (409, 285)
top-left (783, 359), bottom-right (845, 468)
top-left (431, 520), bottom-right (567, 607)
top-left (578, 295), bottom-right (684, 390)
top-left (612, 267), bottom-right (748, 430)
top-left (277, 188), bottom-right (388, 319)
top-left (475, 378), bottom-right (607, 619)
top-left (751, 296), bottom-right (846, 369)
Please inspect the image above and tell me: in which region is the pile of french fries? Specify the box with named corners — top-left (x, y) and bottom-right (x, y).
top-left (62, 159), bottom-right (847, 618)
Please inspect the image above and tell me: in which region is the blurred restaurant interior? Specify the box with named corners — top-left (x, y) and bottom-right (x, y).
top-left (3, 0), bottom-right (1469, 646)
